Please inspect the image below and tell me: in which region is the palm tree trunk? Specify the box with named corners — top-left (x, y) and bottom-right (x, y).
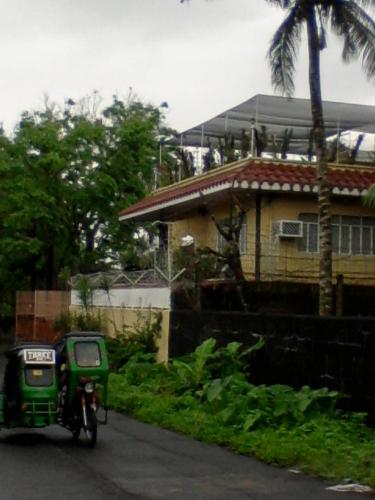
top-left (306, 8), bottom-right (332, 316)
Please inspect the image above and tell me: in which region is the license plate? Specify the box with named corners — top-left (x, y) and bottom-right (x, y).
top-left (24, 350), bottom-right (55, 364)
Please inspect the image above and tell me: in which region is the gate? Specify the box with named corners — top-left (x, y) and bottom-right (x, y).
top-left (16, 291), bottom-right (70, 343)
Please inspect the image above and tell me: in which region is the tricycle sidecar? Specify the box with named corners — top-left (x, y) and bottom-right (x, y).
top-left (0, 344), bottom-right (58, 428)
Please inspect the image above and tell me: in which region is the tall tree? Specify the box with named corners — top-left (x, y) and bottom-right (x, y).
top-left (266, 0), bottom-right (375, 315)
top-left (0, 94), bottom-right (169, 312)
top-left (182, 0), bottom-right (375, 315)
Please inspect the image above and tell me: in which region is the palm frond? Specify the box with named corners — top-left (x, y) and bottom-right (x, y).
top-left (319, 3), bottom-right (332, 20)
top-left (317, 5), bottom-right (328, 49)
top-left (354, 0), bottom-right (375, 11)
top-left (331, 1), bottom-right (375, 79)
top-left (264, 0), bottom-right (292, 8)
top-left (268, 5), bottom-right (302, 96)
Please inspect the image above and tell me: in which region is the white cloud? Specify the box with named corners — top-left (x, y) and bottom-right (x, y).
top-left (0, 0), bottom-right (373, 135)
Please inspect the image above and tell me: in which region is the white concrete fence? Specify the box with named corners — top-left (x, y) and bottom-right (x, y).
top-left (70, 287), bottom-right (171, 309)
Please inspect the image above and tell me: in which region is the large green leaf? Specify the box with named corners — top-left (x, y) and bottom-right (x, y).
top-left (243, 410), bottom-right (262, 431)
top-left (206, 379), bottom-right (224, 403)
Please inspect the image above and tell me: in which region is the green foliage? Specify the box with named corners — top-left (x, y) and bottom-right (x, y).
top-left (171, 338), bottom-right (218, 391)
top-left (108, 337), bottom-right (375, 488)
top-left (173, 247), bottom-right (221, 282)
top-left (57, 266), bottom-right (71, 290)
top-left (0, 93), bottom-right (175, 312)
top-left (168, 337), bottom-right (264, 396)
top-left (172, 247), bottom-right (222, 310)
top-left (364, 183), bottom-right (375, 208)
top-left (53, 309), bottom-right (105, 335)
top-left (105, 312), bottom-right (162, 372)
top-left (75, 275), bottom-right (94, 313)
top-left (119, 241), bottom-right (152, 271)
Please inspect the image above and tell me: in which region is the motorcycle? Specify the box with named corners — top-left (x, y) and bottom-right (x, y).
top-left (55, 331), bottom-right (109, 447)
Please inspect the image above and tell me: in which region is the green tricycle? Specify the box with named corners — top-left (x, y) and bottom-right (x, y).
top-left (0, 344), bottom-right (58, 429)
top-left (55, 331), bottom-right (109, 446)
top-left (0, 331), bottom-right (109, 447)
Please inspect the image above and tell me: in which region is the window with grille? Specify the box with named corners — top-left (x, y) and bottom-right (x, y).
top-left (298, 214), bottom-right (375, 255)
top-left (217, 219), bottom-right (247, 255)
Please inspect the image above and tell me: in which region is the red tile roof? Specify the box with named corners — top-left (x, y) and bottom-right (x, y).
top-left (119, 159), bottom-right (375, 221)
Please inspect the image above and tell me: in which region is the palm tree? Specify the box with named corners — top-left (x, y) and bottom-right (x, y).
top-left (266, 0), bottom-right (375, 315)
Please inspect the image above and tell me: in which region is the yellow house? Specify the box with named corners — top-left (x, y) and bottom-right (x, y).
top-left (119, 158), bottom-right (375, 287)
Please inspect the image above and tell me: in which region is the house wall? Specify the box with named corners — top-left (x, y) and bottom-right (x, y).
top-left (171, 193), bottom-right (375, 285)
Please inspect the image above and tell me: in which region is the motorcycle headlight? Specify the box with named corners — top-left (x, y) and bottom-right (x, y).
top-left (84, 382), bottom-right (95, 394)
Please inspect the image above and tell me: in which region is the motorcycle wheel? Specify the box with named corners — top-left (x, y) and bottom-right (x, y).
top-left (83, 405), bottom-right (97, 448)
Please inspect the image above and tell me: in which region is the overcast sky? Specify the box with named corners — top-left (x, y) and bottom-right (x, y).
top-left (1, 0), bottom-right (374, 136)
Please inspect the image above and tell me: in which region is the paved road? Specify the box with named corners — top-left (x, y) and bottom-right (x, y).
top-left (0, 411), bottom-right (371, 500)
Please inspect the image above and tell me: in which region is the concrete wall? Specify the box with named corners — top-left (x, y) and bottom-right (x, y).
top-left (71, 287), bottom-right (170, 309)
top-left (70, 287), bottom-right (171, 363)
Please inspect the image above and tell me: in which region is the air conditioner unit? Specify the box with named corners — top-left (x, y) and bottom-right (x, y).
top-left (274, 220), bottom-right (303, 238)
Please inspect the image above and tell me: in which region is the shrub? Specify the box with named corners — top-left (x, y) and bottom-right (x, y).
top-left (53, 310), bottom-right (105, 335)
top-left (106, 311), bottom-right (161, 372)
top-left (108, 337), bottom-right (375, 488)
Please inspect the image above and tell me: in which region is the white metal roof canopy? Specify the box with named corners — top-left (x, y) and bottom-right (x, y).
top-left (179, 94), bottom-right (375, 153)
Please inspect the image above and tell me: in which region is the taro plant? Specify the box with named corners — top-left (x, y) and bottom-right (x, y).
top-left (171, 337), bottom-right (218, 392)
top-left (170, 337), bottom-right (264, 397)
top-left (203, 381), bottom-right (341, 432)
top-left (108, 334), bottom-right (374, 488)
top-left (167, 337), bottom-right (339, 432)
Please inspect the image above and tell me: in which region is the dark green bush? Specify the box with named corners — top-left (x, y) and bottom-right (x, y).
top-left (53, 310), bottom-right (105, 335)
top-left (106, 312), bottom-right (161, 372)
